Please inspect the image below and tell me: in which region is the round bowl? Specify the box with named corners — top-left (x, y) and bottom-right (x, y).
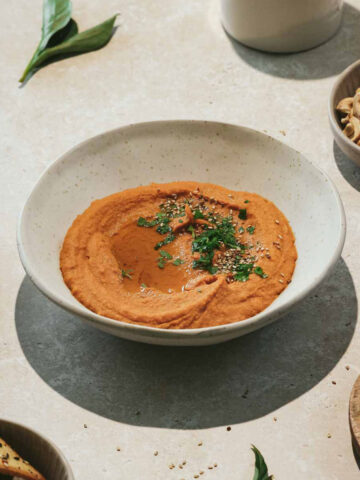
top-left (0, 418), bottom-right (74, 480)
top-left (221, 0), bottom-right (343, 53)
top-left (17, 120), bottom-right (346, 346)
top-left (329, 59), bottom-right (360, 166)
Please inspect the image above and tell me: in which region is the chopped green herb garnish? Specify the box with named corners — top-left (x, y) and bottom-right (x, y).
top-left (121, 269), bottom-right (133, 279)
top-left (140, 283), bottom-right (147, 288)
top-left (172, 258), bottom-right (185, 266)
top-left (188, 225), bottom-right (195, 238)
top-left (193, 209), bottom-right (205, 220)
top-left (244, 199), bottom-right (250, 204)
top-left (239, 226), bottom-right (245, 234)
top-left (254, 266), bottom-right (268, 279)
top-left (193, 251), bottom-right (218, 274)
top-left (239, 209), bottom-right (247, 220)
top-left (159, 250), bottom-right (173, 260)
top-left (154, 233), bottom-right (175, 250)
top-left (233, 263), bottom-right (254, 282)
top-left (247, 225), bottom-right (255, 234)
top-left (178, 219), bottom-right (183, 223)
top-left (157, 258), bottom-right (166, 269)
top-left (137, 216), bottom-right (157, 227)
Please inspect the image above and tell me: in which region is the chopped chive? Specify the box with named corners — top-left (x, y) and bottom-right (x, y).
top-left (244, 200), bottom-right (250, 204)
top-left (159, 250), bottom-right (173, 260)
top-left (247, 225), bottom-right (255, 234)
top-left (121, 269), bottom-right (132, 279)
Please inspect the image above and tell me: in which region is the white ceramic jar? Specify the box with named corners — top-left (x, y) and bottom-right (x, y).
top-left (221, 0), bottom-right (343, 53)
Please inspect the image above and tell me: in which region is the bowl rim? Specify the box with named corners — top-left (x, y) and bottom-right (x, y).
top-left (0, 417), bottom-right (75, 479)
top-left (17, 120), bottom-right (346, 339)
top-left (328, 58), bottom-right (360, 153)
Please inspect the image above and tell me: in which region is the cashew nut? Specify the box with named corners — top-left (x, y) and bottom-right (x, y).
top-left (344, 116), bottom-right (360, 142)
top-left (336, 97), bottom-right (353, 114)
top-left (352, 92), bottom-right (360, 119)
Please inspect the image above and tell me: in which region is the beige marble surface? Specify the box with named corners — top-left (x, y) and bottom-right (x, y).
top-left (1, 0), bottom-right (360, 478)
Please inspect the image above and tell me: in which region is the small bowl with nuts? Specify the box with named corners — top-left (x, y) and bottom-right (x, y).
top-left (329, 59), bottom-right (360, 166)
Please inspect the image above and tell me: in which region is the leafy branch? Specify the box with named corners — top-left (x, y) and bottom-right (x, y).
top-left (19, 0), bottom-right (118, 83)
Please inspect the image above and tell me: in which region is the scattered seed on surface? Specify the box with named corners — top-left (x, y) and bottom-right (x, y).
top-left (198, 441), bottom-right (203, 446)
top-left (83, 424), bottom-right (88, 428)
top-left (116, 447), bottom-right (121, 451)
top-left (346, 365), bottom-right (350, 370)
top-left (154, 451), bottom-right (158, 456)
top-left (214, 463), bottom-right (218, 468)
top-left (275, 219), bottom-right (280, 224)
top-left (194, 475), bottom-right (199, 478)
top-left (208, 466), bottom-right (213, 470)
top-left (273, 417), bottom-right (277, 422)
top-left (332, 381), bottom-right (336, 385)
top-left (327, 433), bottom-right (332, 438)
top-left (227, 426), bottom-right (231, 431)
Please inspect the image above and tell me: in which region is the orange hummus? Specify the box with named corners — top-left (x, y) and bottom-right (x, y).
top-left (60, 182), bottom-right (297, 329)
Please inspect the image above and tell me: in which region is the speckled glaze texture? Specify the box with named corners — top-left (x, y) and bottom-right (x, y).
top-left (2, 0), bottom-right (360, 478)
top-left (18, 121), bottom-right (345, 345)
top-left (0, 419), bottom-right (74, 480)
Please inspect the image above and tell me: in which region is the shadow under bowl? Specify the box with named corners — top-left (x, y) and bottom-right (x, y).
top-left (17, 120), bottom-right (346, 346)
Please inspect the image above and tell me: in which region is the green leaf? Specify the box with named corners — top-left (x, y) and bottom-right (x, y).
top-left (254, 266), bottom-right (268, 279)
top-left (157, 258), bottom-right (166, 269)
top-left (19, 14), bottom-right (118, 82)
top-left (121, 269), bottom-right (132, 279)
top-left (159, 250), bottom-right (173, 260)
top-left (247, 225), bottom-right (255, 235)
top-left (251, 446), bottom-right (273, 480)
top-left (239, 209), bottom-right (247, 220)
top-left (193, 209), bottom-right (205, 219)
top-left (154, 233), bottom-right (175, 250)
top-left (19, 0), bottom-right (73, 82)
top-left (172, 258), bottom-right (184, 266)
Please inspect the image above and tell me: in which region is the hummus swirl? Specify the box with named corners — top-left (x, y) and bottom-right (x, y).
top-left (60, 182), bottom-right (297, 329)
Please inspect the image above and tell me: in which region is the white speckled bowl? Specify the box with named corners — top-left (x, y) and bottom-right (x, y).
top-left (0, 418), bottom-right (74, 480)
top-left (329, 59), bottom-right (360, 166)
top-left (17, 121), bottom-right (345, 346)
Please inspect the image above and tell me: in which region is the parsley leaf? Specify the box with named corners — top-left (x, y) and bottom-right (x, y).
top-left (157, 258), bottom-right (166, 269)
top-left (159, 250), bottom-right (173, 260)
top-left (193, 209), bottom-right (205, 219)
top-left (244, 199), bottom-right (250, 204)
top-left (233, 263), bottom-right (254, 282)
top-left (239, 209), bottom-right (247, 220)
top-left (254, 266), bottom-right (268, 279)
top-left (188, 225), bottom-right (195, 238)
top-left (247, 225), bottom-right (255, 235)
top-left (155, 233), bottom-right (175, 250)
top-left (172, 258), bottom-right (185, 266)
top-left (137, 216), bottom-right (157, 227)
